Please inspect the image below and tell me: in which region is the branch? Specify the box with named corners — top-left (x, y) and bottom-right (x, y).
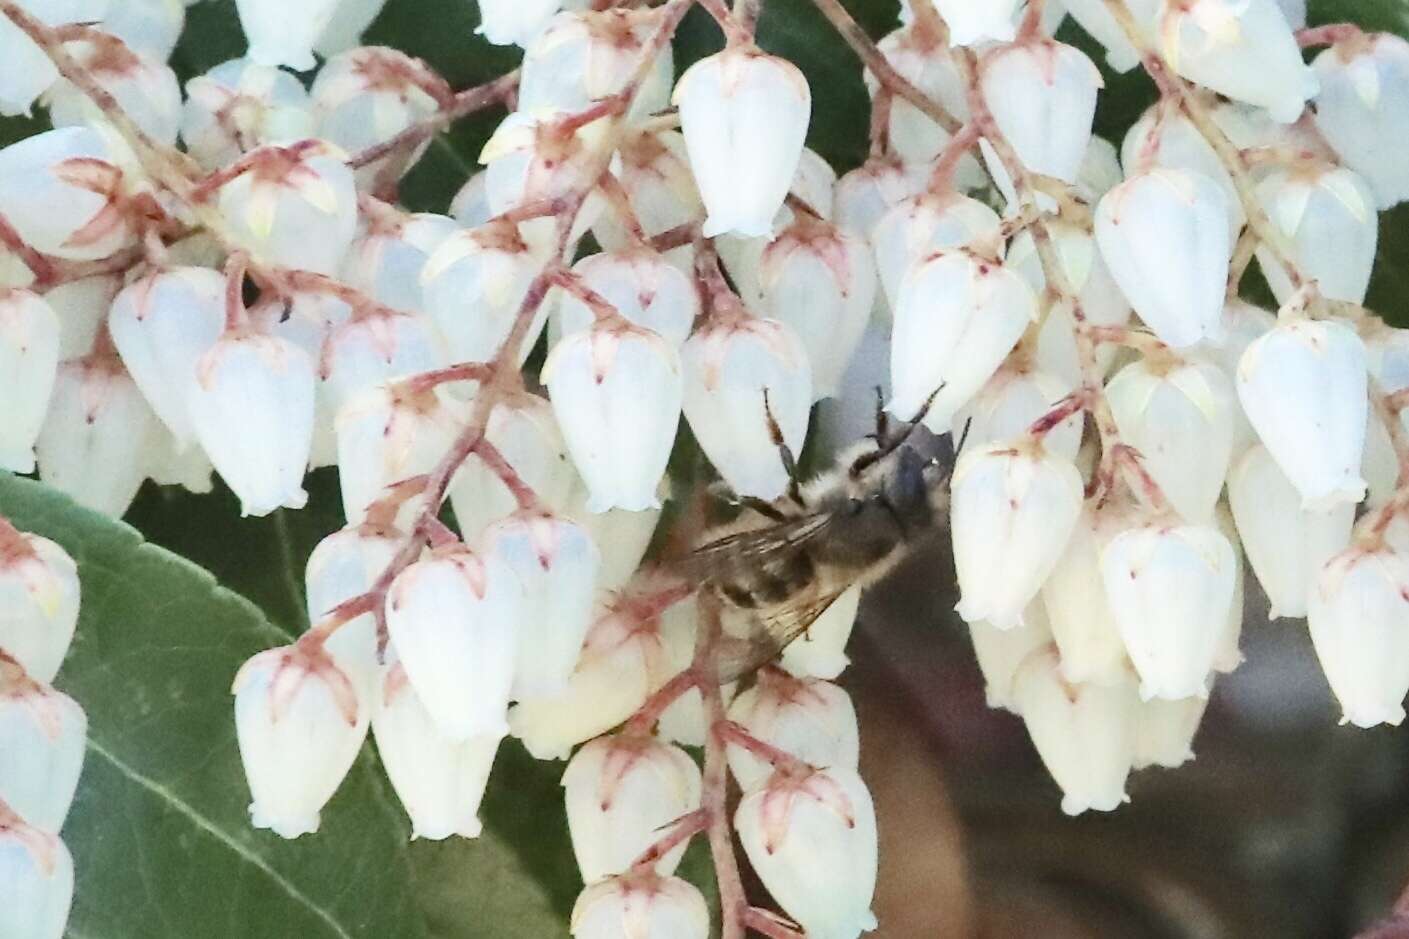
top-left (698, 597), bottom-right (749, 939)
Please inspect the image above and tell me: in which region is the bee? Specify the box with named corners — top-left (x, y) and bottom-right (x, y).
top-left (681, 395), bottom-right (960, 683)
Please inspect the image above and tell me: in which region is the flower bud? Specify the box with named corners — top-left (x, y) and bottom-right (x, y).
top-left (480, 109), bottom-right (605, 222)
top-left (108, 266), bottom-right (226, 448)
top-left (509, 591), bottom-right (673, 760)
top-left (833, 156), bottom-right (927, 245)
top-left (726, 670), bottom-right (859, 792)
top-left (0, 803), bottom-right (74, 939)
top-left (421, 220), bottom-right (548, 367)
top-left (304, 523), bottom-right (402, 694)
top-left (1133, 694), bottom-right (1207, 770)
top-left (1041, 502), bottom-right (1138, 686)
top-left (1105, 355), bottom-right (1235, 522)
top-left (593, 130), bottom-right (704, 266)
top-left (47, 35), bottom-right (182, 146)
top-left (482, 511), bottom-right (599, 700)
top-left (1312, 33), bottom-right (1409, 208)
top-left (1200, 299), bottom-right (1275, 456)
top-left (682, 316), bottom-right (812, 501)
top-left (341, 211), bottom-right (460, 316)
top-left (736, 766), bottom-right (878, 939)
top-left (1228, 445), bottom-right (1353, 618)
top-left (477, 0), bottom-right (567, 47)
top-left (1254, 163), bottom-right (1378, 305)
top-left (317, 0), bottom-right (392, 60)
top-left (1100, 520), bottom-right (1237, 700)
top-left (1061, 0), bottom-right (1159, 71)
top-left (1308, 545), bottom-right (1409, 727)
top-left (373, 657), bottom-right (502, 840)
top-left (236, 0), bottom-right (342, 69)
top-left (867, 27), bottom-right (977, 170)
top-left (933, 0), bottom-right (1020, 45)
top-left (450, 392), bottom-right (579, 541)
top-left (37, 356), bottom-right (157, 518)
top-left (566, 484), bottom-right (667, 595)
top-left (952, 441), bottom-right (1084, 628)
top-left (980, 40), bottom-right (1102, 184)
top-left (101, 0), bottom-right (184, 62)
top-left (0, 14), bottom-right (58, 117)
top-left (450, 171), bottom-right (491, 228)
top-left (888, 249), bottom-right (1037, 430)
top-left (311, 47), bottom-right (443, 183)
top-left (320, 308), bottom-right (447, 418)
top-left (181, 59), bottom-right (316, 171)
top-left (1012, 646), bottom-right (1137, 815)
top-left (1094, 168), bottom-right (1232, 348)
top-left (216, 141), bottom-right (358, 275)
top-left (386, 546), bottom-right (522, 740)
top-left (1236, 318), bottom-right (1368, 510)
top-left (571, 872), bottom-right (710, 939)
top-left (0, 289), bottom-right (60, 474)
top-left (520, 9), bottom-right (674, 121)
top-left (0, 127), bottom-right (134, 262)
top-left (673, 48), bottom-right (811, 238)
top-left (232, 642), bottom-right (368, 838)
top-left (189, 331), bottom-right (316, 517)
top-left (1161, 0), bottom-right (1317, 123)
top-left (870, 191), bottom-right (1002, 314)
top-left (563, 734), bottom-right (701, 882)
top-left (0, 661), bottom-right (85, 830)
top-left (544, 322), bottom-right (682, 512)
top-left (954, 362), bottom-right (1082, 461)
top-left (555, 248), bottom-right (698, 349)
top-left (1121, 103), bottom-right (1242, 235)
top-left (968, 601), bottom-right (1054, 712)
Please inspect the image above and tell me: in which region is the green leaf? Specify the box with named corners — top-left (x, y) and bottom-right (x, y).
top-left (0, 473), bottom-right (565, 939)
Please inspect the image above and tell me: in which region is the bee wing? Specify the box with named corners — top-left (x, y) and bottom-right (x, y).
top-left (675, 512), bottom-right (835, 585)
top-left (716, 582), bottom-right (857, 683)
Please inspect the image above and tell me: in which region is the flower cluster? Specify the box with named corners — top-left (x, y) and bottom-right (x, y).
top-left (3, 0), bottom-right (1409, 935)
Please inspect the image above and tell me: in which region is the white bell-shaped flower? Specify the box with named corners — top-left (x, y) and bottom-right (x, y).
top-left (1105, 355), bottom-right (1235, 522)
top-left (189, 331), bottom-right (316, 517)
top-left (216, 141), bottom-right (358, 275)
top-left (181, 59), bottom-right (316, 171)
top-left (1041, 502), bottom-right (1139, 686)
top-left (736, 766), bottom-right (878, 939)
top-left (758, 216), bottom-right (875, 400)
top-left (311, 47), bottom-right (443, 183)
top-left (726, 670), bottom-right (859, 792)
top-left (571, 872), bottom-right (710, 939)
top-left (1236, 317), bottom-right (1368, 510)
top-left (682, 315), bottom-right (812, 501)
top-left (235, 0), bottom-right (341, 69)
top-left (1312, 34), bottom-right (1409, 209)
top-left (951, 440), bottom-right (1084, 628)
top-left (1254, 163), bottom-right (1378, 305)
top-left (554, 248), bottom-right (698, 349)
top-left (867, 27), bottom-right (977, 171)
top-left (0, 14), bottom-right (58, 117)
top-left (953, 362), bottom-right (1082, 462)
top-left (980, 39), bottom-right (1102, 184)
top-left (477, 0), bottom-right (566, 47)
top-left (1308, 544), bottom-right (1409, 727)
top-left (320, 308), bottom-right (447, 418)
top-left (482, 510), bottom-right (599, 700)
top-left (519, 9), bottom-right (674, 121)
top-left (1099, 519), bottom-right (1237, 701)
top-left (0, 127), bottom-right (134, 262)
top-left (652, 596), bottom-right (713, 748)
top-left (108, 266), bottom-right (226, 448)
top-left (47, 35), bottom-right (182, 146)
top-left (508, 591), bottom-right (672, 760)
top-left (232, 642), bottom-right (369, 838)
top-left (673, 47), bottom-right (811, 238)
top-left (1133, 694), bottom-right (1207, 770)
top-left (1120, 103), bottom-right (1242, 235)
top-left (933, 0), bottom-right (1020, 45)
top-left (593, 130), bottom-right (705, 266)
top-left (888, 249), bottom-right (1037, 430)
top-left (870, 190), bottom-right (1003, 313)
top-left (479, 110), bottom-right (605, 229)
top-left (0, 804), bottom-right (74, 939)
top-left (317, 0), bottom-right (392, 57)
top-left (450, 171), bottom-right (492, 228)
top-left (341, 212), bottom-right (459, 316)
top-left (1161, 0), bottom-right (1317, 122)
top-left (1094, 168), bottom-right (1232, 348)
top-left (0, 289), bottom-right (59, 474)
top-left (833, 156), bottom-right (928, 245)
top-left (1061, 0), bottom-right (1159, 71)
top-left (372, 656), bottom-right (502, 840)
top-left (0, 660), bottom-right (85, 830)
top-left (420, 221), bottom-right (547, 367)
top-left (99, 0), bottom-right (185, 61)
top-left (37, 356), bottom-right (156, 517)
top-left (43, 274), bottom-right (121, 361)
top-left (775, 584), bottom-right (862, 681)
top-left (385, 546), bottom-right (523, 740)
top-left (305, 523), bottom-right (401, 695)
top-left (1077, 135), bottom-right (1124, 203)
top-left (969, 601), bottom-right (1054, 712)
top-left (544, 321), bottom-right (682, 512)
top-left (563, 734), bottom-right (702, 882)
top-left (567, 485), bottom-right (666, 594)
top-left (1227, 445), bottom-right (1353, 618)
top-left (335, 382), bottom-right (464, 526)
top-left (450, 392), bottom-right (579, 541)
top-left (1012, 646), bottom-right (1138, 815)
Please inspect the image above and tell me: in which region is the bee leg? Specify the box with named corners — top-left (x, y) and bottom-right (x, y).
top-left (872, 385), bottom-right (891, 446)
top-left (705, 479), bottom-right (793, 522)
top-left (762, 389), bottom-right (805, 508)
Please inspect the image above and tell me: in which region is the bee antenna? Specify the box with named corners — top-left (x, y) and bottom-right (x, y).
top-left (954, 416), bottom-right (974, 460)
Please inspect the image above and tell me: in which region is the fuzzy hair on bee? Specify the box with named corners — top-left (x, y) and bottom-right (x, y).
top-left (681, 406), bottom-right (960, 683)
